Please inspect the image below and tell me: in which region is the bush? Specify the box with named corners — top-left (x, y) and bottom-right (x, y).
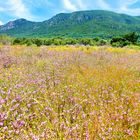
top-left (98, 39), bottom-right (107, 46)
top-left (123, 32), bottom-right (139, 44)
top-left (79, 38), bottom-right (92, 46)
top-left (12, 37), bottom-right (108, 46)
top-left (111, 41), bottom-right (130, 48)
top-left (110, 32), bottom-right (139, 47)
top-left (26, 40), bottom-right (33, 46)
top-left (44, 39), bottom-right (52, 46)
top-left (0, 35), bottom-right (11, 45)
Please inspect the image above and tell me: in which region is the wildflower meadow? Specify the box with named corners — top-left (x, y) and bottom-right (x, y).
top-left (0, 45), bottom-right (140, 139)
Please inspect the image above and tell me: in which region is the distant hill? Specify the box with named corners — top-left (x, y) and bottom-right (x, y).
top-left (1, 10), bottom-right (140, 38)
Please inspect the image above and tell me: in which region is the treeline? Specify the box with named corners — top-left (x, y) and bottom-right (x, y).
top-left (12, 37), bottom-right (108, 46)
top-left (0, 32), bottom-right (139, 47)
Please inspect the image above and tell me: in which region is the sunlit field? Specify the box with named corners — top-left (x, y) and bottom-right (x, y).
top-left (0, 45), bottom-right (140, 140)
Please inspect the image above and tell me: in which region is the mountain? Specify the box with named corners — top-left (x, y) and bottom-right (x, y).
top-left (1, 10), bottom-right (140, 38)
top-left (0, 18), bottom-right (40, 37)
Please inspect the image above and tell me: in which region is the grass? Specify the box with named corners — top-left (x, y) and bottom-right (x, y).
top-left (0, 45), bottom-right (140, 140)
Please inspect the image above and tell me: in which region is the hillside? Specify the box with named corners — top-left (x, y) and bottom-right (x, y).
top-left (1, 10), bottom-right (140, 38)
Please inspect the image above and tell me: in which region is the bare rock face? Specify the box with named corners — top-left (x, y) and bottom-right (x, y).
top-left (0, 21), bottom-right (15, 31)
top-left (0, 18), bottom-right (33, 31)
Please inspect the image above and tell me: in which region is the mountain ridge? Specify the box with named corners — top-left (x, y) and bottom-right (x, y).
top-left (1, 10), bottom-right (140, 38)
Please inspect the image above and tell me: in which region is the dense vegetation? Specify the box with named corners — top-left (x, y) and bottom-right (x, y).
top-left (12, 37), bottom-right (107, 46)
top-left (0, 32), bottom-right (139, 48)
top-left (1, 10), bottom-right (140, 38)
top-left (0, 45), bottom-right (140, 139)
top-left (110, 32), bottom-right (139, 47)
top-left (0, 35), bottom-right (11, 45)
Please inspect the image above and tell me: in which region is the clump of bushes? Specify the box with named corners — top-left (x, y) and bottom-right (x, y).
top-left (1, 32), bottom-right (139, 48)
top-left (12, 37), bottom-right (108, 46)
top-left (0, 35), bottom-right (12, 45)
top-left (110, 32), bottom-right (139, 47)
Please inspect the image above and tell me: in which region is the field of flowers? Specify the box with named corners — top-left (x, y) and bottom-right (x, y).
top-left (0, 45), bottom-right (140, 140)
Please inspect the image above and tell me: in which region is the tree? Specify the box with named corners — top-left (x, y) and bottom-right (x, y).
top-left (123, 32), bottom-right (139, 44)
top-left (110, 32), bottom-right (139, 47)
top-left (34, 39), bottom-right (43, 46)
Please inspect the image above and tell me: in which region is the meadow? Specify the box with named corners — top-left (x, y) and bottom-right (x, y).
top-left (0, 45), bottom-right (140, 140)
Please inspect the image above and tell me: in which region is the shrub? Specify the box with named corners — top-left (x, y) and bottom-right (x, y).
top-left (123, 32), bottom-right (139, 44)
top-left (110, 32), bottom-right (139, 47)
top-left (98, 39), bottom-right (107, 46)
top-left (33, 39), bottom-right (43, 46)
top-left (0, 35), bottom-right (11, 45)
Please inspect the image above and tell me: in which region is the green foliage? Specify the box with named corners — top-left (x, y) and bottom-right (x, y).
top-left (33, 39), bottom-right (43, 46)
top-left (123, 32), bottom-right (139, 44)
top-left (97, 39), bottom-right (108, 46)
top-left (110, 37), bottom-right (128, 47)
top-left (110, 32), bottom-right (139, 47)
top-left (12, 37), bottom-right (109, 46)
top-left (0, 35), bottom-right (11, 45)
top-left (11, 32), bottom-right (140, 48)
top-left (44, 39), bottom-right (52, 45)
top-left (26, 40), bottom-right (33, 46)
top-left (13, 38), bottom-right (22, 44)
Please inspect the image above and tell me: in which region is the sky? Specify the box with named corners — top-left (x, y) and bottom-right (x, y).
top-left (0, 0), bottom-right (140, 25)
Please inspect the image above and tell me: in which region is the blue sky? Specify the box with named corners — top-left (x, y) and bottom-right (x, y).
top-left (0, 0), bottom-right (140, 25)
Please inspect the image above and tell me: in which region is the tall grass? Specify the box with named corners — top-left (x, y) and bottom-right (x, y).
top-left (0, 45), bottom-right (140, 139)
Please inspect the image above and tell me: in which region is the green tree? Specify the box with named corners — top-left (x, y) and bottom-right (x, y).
top-left (123, 32), bottom-right (139, 44)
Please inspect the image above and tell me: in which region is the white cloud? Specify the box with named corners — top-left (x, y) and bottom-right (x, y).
top-left (97, 0), bottom-right (110, 9)
top-left (62, 0), bottom-right (78, 11)
top-left (115, 0), bottom-right (140, 15)
top-left (8, 0), bottom-right (34, 19)
top-left (119, 0), bottom-right (138, 6)
top-left (76, 0), bottom-right (87, 9)
top-left (61, 0), bottom-right (140, 16)
top-left (0, 21), bottom-right (3, 25)
top-left (62, 0), bottom-right (111, 12)
top-left (117, 7), bottom-right (140, 15)
top-left (24, 0), bottom-right (54, 8)
top-left (0, 0), bottom-right (35, 20)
